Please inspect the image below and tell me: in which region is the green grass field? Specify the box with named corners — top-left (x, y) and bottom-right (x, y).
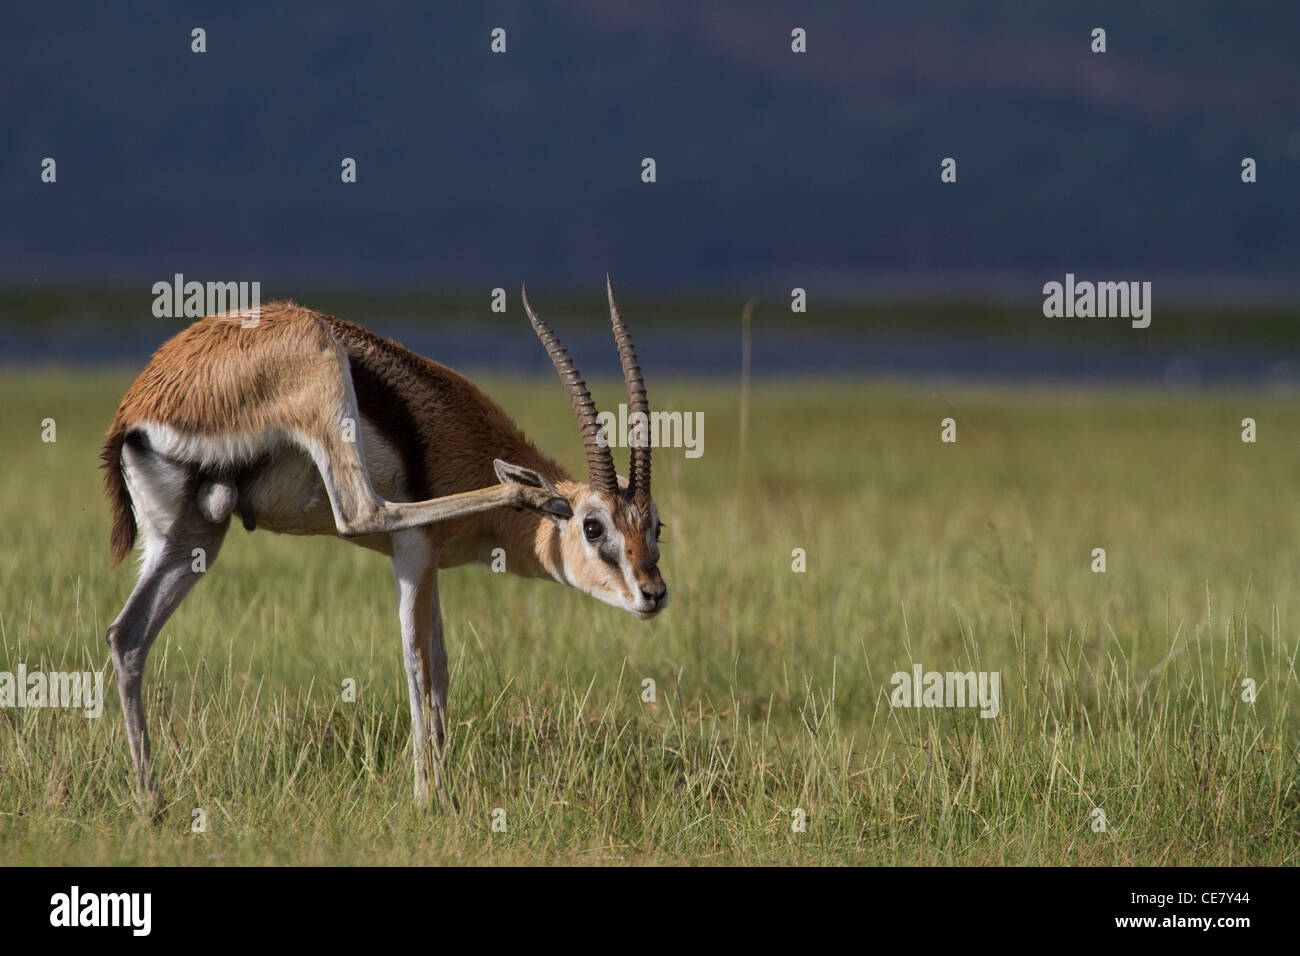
top-left (1, 369), bottom-right (1297, 865)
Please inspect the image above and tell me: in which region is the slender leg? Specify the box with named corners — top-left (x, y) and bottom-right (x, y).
top-left (427, 576), bottom-right (449, 755)
top-left (107, 512), bottom-right (227, 808)
top-left (424, 574), bottom-right (455, 812)
top-left (313, 439), bottom-right (549, 536)
top-left (295, 347), bottom-right (557, 537)
top-left (392, 531), bottom-right (444, 805)
top-left (351, 483), bottom-right (548, 536)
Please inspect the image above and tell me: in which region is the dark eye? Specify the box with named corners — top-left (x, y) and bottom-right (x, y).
top-left (655, 522), bottom-right (665, 541)
top-left (583, 518), bottom-right (604, 542)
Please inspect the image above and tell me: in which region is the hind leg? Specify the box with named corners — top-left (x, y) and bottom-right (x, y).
top-left (106, 444), bottom-right (228, 807)
top-left (292, 337), bottom-right (564, 537)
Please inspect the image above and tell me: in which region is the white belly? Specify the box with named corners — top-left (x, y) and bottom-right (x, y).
top-left (239, 448), bottom-right (336, 535)
top-left (135, 418), bottom-right (410, 547)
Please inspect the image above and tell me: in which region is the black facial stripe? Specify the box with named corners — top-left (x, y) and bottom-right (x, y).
top-left (598, 540), bottom-right (622, 570)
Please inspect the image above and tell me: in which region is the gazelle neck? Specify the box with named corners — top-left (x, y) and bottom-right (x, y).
top-left (483, 502), bottom-right (569, 584)
top-left (449, 428), bottom-right (573, 584)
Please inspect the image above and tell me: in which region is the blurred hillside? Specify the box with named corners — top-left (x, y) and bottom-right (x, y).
top-left (2, 1), bottom-right (1299, 299)
top-left (2, 287), bottom-right (1296, 386)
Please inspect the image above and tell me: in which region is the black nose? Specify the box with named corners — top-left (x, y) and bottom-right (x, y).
top-left (640, 586), bottom-right (665, 604)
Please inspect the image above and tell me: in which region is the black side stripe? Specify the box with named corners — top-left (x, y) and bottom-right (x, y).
top-left (328, 323), bottom-right (434, 503)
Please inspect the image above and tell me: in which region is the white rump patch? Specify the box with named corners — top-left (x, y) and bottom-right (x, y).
top-left (140, 421), bottom-right (289, 470)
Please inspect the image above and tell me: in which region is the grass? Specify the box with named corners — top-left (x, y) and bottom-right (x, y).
top-left (0, 368), bottom-right (1297, 864)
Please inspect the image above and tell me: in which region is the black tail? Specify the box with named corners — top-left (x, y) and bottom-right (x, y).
top-left (100, 419), bottom-right (137, 568)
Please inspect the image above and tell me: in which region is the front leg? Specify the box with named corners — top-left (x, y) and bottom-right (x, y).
top-left (391, 531), bottom-right (444, 805)
top-left (427, 573), bottom-right (449, 756)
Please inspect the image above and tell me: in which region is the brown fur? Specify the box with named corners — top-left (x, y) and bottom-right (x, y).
top-left (101, 301), bottom-right (573, 568)
top-left (101, 298), bottom-right (666, 807)
top-left (102, 300), bottom-right (663, 606)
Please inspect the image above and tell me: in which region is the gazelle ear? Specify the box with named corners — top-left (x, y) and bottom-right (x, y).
top-left (494, 459), bottom-right (572, 520)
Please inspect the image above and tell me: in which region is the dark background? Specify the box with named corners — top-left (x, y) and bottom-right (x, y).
top-left (2, 1), bottom-right (1297, 375)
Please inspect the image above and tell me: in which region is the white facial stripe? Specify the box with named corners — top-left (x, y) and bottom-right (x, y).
top-left (569, 494), bottom-right (664, 616)
top-left (608, 524), bottom-right (643, 603)
top-left (578, 506), bottom-right (636, 606)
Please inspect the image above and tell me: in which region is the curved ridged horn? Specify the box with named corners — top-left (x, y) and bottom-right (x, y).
top-left (522, 284), bottom-right (619, 496)
top-left (606, 275), bottom-right (651, 505)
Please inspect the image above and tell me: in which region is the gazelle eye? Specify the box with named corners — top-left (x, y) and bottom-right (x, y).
top-left (583, 519), bottom-right (604, 542)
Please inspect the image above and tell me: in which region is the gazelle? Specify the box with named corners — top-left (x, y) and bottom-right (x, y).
top-left (101, 279), bottom-right (667, 806)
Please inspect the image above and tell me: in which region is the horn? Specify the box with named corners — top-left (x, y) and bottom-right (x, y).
top-left (522, 284), bottom-right (619, 496)
top-left (606, 275), bottom-right (651, 505)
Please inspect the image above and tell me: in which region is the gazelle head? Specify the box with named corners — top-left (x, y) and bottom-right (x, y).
top-left (495, 278), bottom-right (668, 620)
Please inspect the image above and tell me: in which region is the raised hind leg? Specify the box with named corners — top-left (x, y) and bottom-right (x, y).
top-left (293, 335), bottom-right (569, 537)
